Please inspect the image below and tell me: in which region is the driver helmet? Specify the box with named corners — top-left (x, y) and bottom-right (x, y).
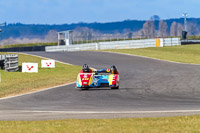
top-left (110, 65), bottom-right (117, 74)
top-left (82, 64), bottom-right (90, 72)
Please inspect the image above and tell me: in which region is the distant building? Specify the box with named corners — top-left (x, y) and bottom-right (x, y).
top-left (57, 30), bottom-right (73, 45)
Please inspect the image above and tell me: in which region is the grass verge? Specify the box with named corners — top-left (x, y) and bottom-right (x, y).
top-left (103, 44), bottom-right (200, 64)
top-left (0, 52), bottom-right (81, 98)
top-left (0, 42), bottom-right (57, 48)
top-left (1, 115), bottom-right (200, 133)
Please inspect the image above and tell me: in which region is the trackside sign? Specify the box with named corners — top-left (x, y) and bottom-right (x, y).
top-left (22, 63), bottom-right (38, 73)
top-left (41, 60), bottom-right (55, 68)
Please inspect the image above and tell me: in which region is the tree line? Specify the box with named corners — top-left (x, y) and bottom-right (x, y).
top-left (1, 18), bottom-right (200, 45)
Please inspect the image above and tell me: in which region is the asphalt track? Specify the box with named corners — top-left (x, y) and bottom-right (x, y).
top-left (1, 51), bottom-right (200, 120)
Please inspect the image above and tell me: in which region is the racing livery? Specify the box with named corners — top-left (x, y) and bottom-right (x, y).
top-left (76, 71), bottom-right (119, 90)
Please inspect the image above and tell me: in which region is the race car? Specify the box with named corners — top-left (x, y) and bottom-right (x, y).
top-left (76, 71), bottom-right (119, 90)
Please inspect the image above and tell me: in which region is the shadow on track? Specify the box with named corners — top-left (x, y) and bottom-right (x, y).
top-left (77, 88), bottom-right (119, 91)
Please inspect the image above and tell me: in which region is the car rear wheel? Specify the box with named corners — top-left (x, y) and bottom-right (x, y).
top-left (111, 86), bottom-right (119, 89)
top-left (81, 88), bottom-right (89, 90)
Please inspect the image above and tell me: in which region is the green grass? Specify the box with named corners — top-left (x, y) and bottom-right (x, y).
top-left (103, 44), bottom-right (200, 64)
top-left (0, 52), bottom-right (81, 98)
top-left (187, 35), bottom-right (200, 40)
top-left (1, 115), bottom-right (200, 133)
top-left (0, 42), bottom-right (57, 48)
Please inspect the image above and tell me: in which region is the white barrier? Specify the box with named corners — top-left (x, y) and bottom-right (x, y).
top-left (45, 38), bottom-right (181, 52)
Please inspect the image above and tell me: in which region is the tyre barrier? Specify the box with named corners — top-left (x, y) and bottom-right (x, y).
top-left (0, 55), bottom-right (6, 69)
top-left (0, 54), bottom-right (18, 72)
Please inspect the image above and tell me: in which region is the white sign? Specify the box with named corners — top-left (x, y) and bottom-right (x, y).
top-left (41, 60), bottom-right (55, 68)
top-left (22, 63), bottom-right (38, 73)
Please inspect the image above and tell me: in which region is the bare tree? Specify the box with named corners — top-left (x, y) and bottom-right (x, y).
top-left (170, 22), bottom-right (177, 36)
top-left (142, 20), bottom-right (155, 38)
top-left (170, 22), bottom-right (183, 36)
top-left (45, 30), bottom-right (57, 42)
top-left (187, 23), bottom-right (200, 35)
top-left (158, 20), bottom-right (168, 37)
top-left (137, 29), bottom-right (145, 38)
top-left (73, 27), bottom-right (94, 41)
top-left (177, 23), bottom-right (183, 36)
top-left (0, 37), bottom-right (45, 45)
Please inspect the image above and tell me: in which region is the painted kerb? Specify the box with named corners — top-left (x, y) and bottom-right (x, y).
top-left (45, 38), bottom-right (181, 52)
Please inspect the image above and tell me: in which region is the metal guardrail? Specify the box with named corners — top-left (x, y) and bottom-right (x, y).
top-left (181, 39), bottom-right (200, 45)
top-left (163, 38), bottom-right (181, 46)
top-left (0, 46), bottom-right (46, 52)
top-left (45, 38), bottom-right (181, 52)
top-left (181, 40), bottom-right (200, 43)
top-left (0, 54), bottom-right (18, 72)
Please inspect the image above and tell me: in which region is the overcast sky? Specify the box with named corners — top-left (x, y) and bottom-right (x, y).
top-left (0, 0), bottom-right (198, 24)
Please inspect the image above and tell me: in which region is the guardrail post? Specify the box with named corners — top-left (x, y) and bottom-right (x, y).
top-left (171, 38), bottom-right (173, 46)
top-left (160, 38), bottom-right (164, 47)
top-left (96, 43), bottom-right (99, 50)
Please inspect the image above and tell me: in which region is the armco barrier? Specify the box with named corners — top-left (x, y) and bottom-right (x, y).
top-left (0, 46), bottom-right (46, 52)
top-left (45, 38), bottom-right (181, 52)
top-left (181, 40), bottom-right (200, 45)
top-left (162, 38), bottom-right (181, 46)
top-left (4, 55), bottom-right (18, 72)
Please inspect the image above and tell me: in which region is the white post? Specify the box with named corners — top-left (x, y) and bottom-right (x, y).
top-left (96, 43), bottom-right (99, 50)
top-left (160, 38), bottom-right (164, 47)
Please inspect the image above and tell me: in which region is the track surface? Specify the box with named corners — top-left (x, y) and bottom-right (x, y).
top-left (1, 51), bottom-right (200, 120)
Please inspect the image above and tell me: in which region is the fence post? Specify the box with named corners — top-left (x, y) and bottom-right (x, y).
top-left (171, 38), bottom-right (172, 46)
top-left (96, 43), bottom-right (99, 50)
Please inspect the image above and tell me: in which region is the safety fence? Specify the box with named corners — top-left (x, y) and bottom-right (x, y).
top-left (0, 46), bottom-right (46, 52)
top-left (181, 40), bottom-right (200, 45)
top-left (162, 38), bottom-right (181, 46)
top-left (0, 54), bottom-right (18, 72)
top-left (45, 38), bottom-right (181, 52)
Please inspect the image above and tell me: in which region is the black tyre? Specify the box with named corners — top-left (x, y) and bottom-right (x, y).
top-left (81, 88), bottom-right (89, 90)
top-left (111, 86), bottom-right (119, 89)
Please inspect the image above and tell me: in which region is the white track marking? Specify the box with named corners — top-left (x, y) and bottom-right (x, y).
top-left (0, 52), bottom-right (96, 100)
top-left (19, 52), bottom-right (97, 70)
top-left (100, 51), bottom-right (200, 66)
top-left (0, 82), bottom-right (75, 100)
top-left (16, 110), bottom-right (200, 114)
top-left (18, 52), bottom-right (97, 70)
top-left (16, 52), bottom-right (74, 66)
